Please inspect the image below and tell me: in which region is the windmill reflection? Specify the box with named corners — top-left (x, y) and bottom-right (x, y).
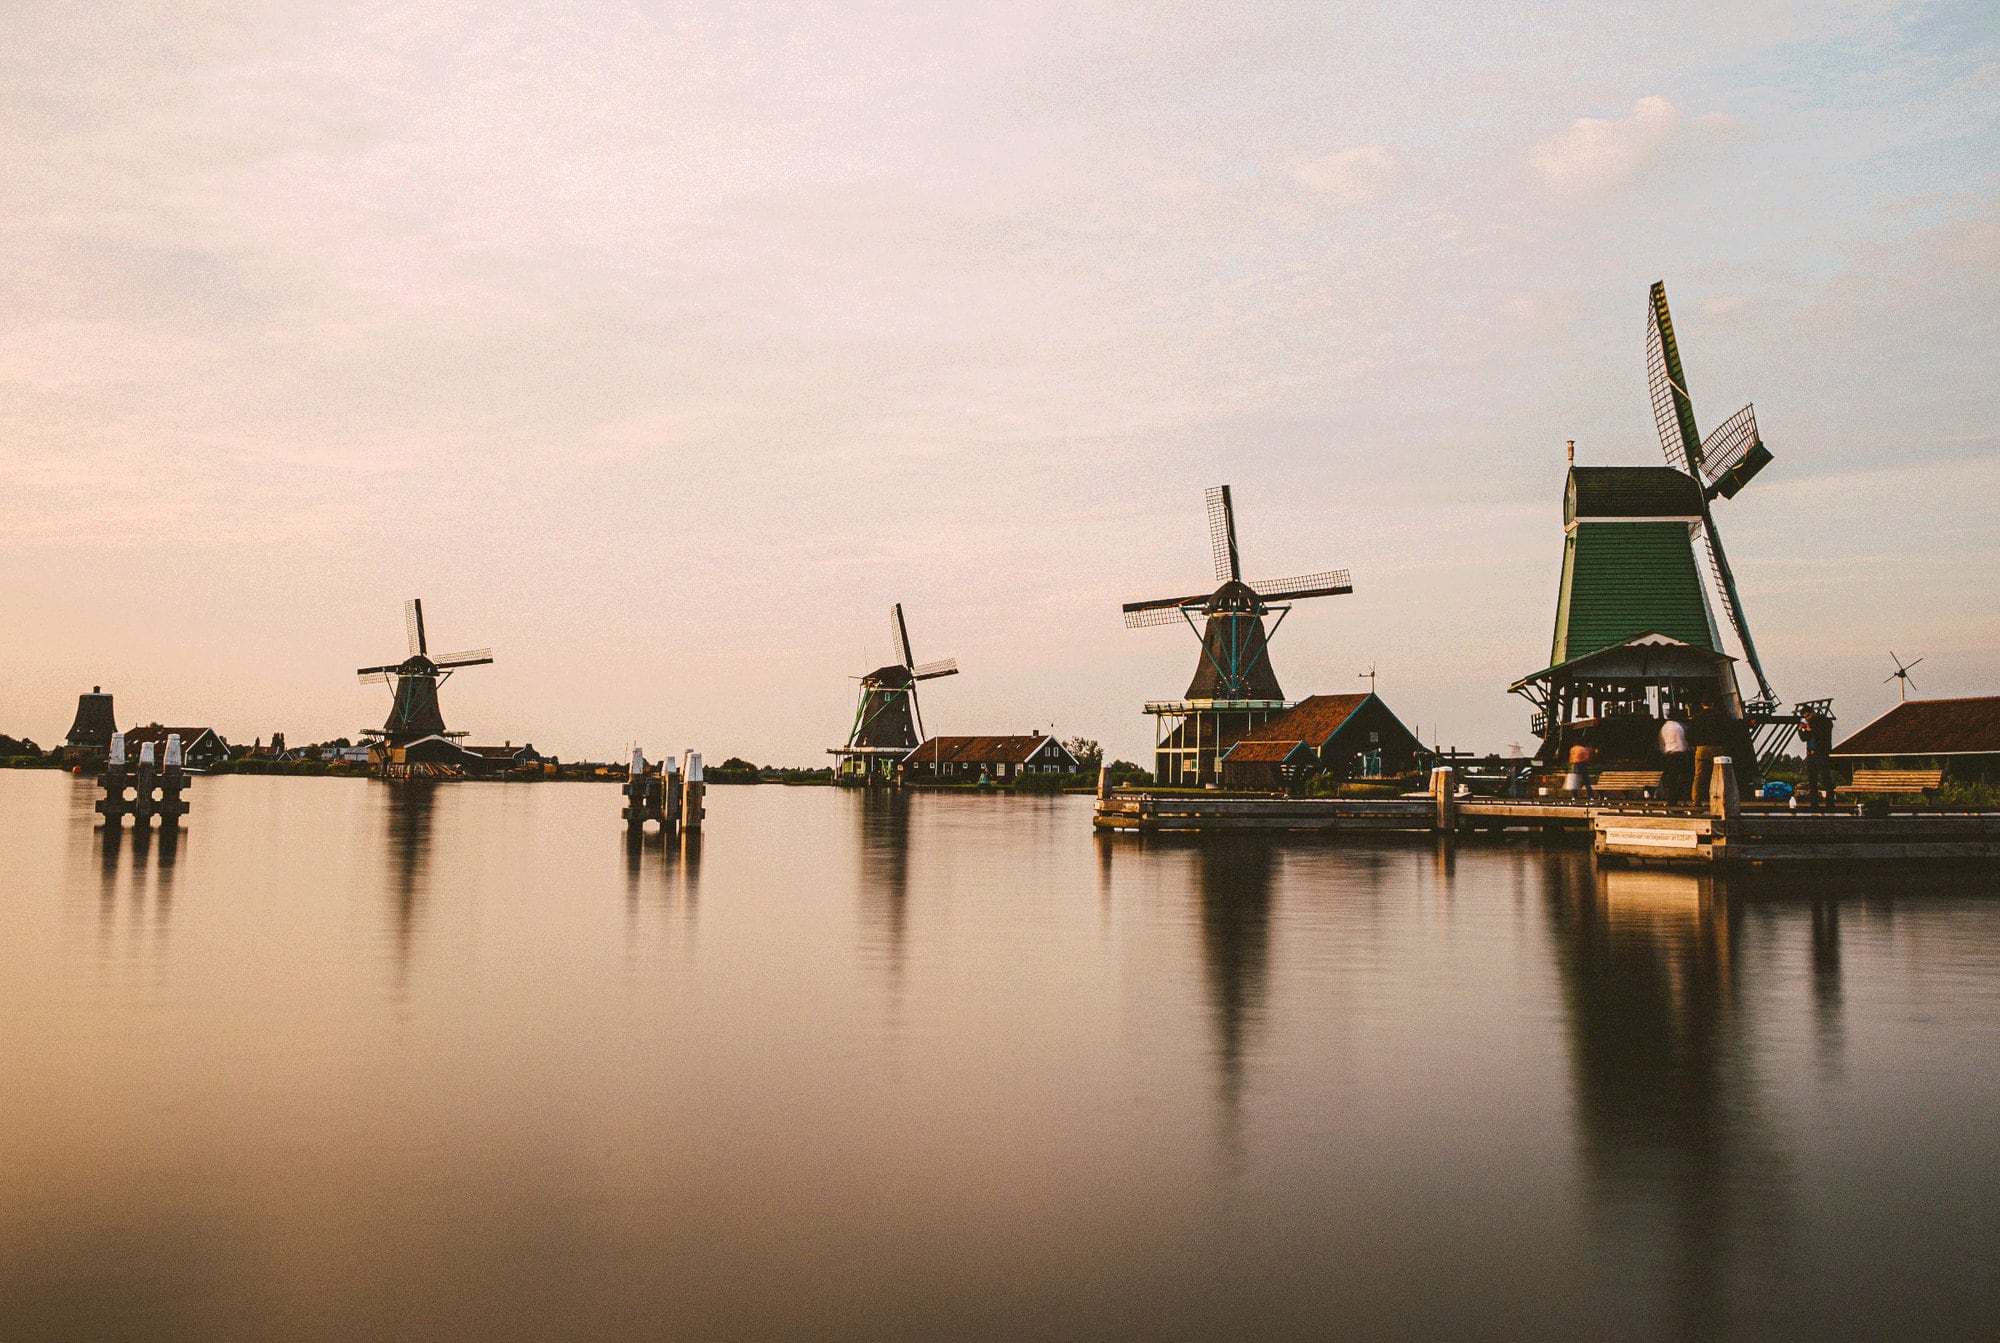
top-left (382, 783), bottom-right (437, 991)
top-left (1547, 855), bottom-right (1789, 1337)
top-left (1192, 837), bottom-right (1278, 1161)
top-left (855, 790), bottom-right (913, 992)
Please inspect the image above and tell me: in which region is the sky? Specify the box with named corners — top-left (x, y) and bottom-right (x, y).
top-left (2, 0), bottom-right (1995, 764)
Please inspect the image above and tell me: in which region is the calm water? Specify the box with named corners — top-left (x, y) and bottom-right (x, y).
top-left (4, 772), bottom-right (2000, 1340)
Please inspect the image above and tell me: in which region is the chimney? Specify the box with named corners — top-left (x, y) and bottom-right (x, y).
top-left (1566, 439), bottom-right (1575, 466)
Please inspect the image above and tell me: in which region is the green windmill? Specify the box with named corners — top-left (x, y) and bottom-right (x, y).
top-left (1511, 283), bottom-right (1798, 778)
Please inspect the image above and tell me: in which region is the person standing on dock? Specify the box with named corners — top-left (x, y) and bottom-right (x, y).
top-left (1689, 699), bottom-right (1725, 805)
top-left (1565, 740), bottom-right (1595, 799)
top-left (1659, 712), bottom-right (1692, 802)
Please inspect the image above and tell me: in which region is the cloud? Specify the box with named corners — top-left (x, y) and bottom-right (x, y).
top-left (1290, 145), bottom-right (1400, 204)
top-left (1531, 95), bottom-right (1728, 192)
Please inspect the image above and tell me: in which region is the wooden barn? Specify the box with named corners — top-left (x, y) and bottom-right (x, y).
top-left (1834, 696), bottom-right (2000, 782)
top-left (1217, 693), bottom-right (1424, 791)
top-left (901, 735), bottom-right (1078, 783)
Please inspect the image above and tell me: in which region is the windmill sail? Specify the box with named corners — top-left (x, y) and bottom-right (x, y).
top-left (1207, 485), bottom-right (1241, 583)
top-left (1646, 282), bottom-right (1776, 707)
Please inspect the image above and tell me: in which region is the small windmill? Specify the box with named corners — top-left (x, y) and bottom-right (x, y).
top-left (1124, 485), bottom-right (1351, 784)
top-left (1885, 651), bottom-right (1923, 702)
top-left (1647, 281), bottom-right (1778, 709)
top-left (357, 599), bottom-right (494, 745)
top-left (1124, 485), bottom-right (1351, 696)
top-left (834, 604), bottom-right (957, 782)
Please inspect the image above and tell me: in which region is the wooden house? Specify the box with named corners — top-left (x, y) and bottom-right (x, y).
top-left (123, 724), bottom-right (232, 771)
top-left (901, 735), bottom-right (1079, 783)
top-left (1217, 693), bottom-right (1424, 791)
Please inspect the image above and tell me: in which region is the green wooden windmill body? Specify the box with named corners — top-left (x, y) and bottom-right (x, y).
top-left (1550, 467), bottom-right (1719, 666)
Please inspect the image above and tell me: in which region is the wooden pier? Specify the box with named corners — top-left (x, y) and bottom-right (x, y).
top-left (1093, 761), bottom-right (2000, 866)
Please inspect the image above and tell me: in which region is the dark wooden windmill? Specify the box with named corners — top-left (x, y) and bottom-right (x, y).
top-left (1123, 485), bottom-right (1352, 785)
top-left (357, 599), bottom-right (494, 749)
top-left (830, 603), bottom-right (958, 787)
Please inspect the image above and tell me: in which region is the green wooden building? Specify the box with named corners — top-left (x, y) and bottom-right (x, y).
top-left (1510, 465), bottom-right (1755, 769)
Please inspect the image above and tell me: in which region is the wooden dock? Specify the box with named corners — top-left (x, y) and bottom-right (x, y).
top-left (1592, 812), bottom-right (2000, 864)
top-left (1092, 762), bottom-right (2000, 866)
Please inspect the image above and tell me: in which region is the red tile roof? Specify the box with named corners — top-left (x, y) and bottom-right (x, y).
top-left (1222, 739), bottom-right (1310, 763)
top-left (1833, 696), bottom-right (2000, 757)
top-left (907, 735), bottom-right (1066, 766)
top-left (1236, 694), bottom-right (1373, 749)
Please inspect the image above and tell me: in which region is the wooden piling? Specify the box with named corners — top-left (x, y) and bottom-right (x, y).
top-left (663, 753), bottom-right (682, 834)
top-left (622, 747), bottom-right (665, 831)
top-left (681, 752), bottom-right (705, 834)
top-left (1709, 755), bottom-right (1740, 821)
top-left (1430, 766), bottom-right (1457, 834)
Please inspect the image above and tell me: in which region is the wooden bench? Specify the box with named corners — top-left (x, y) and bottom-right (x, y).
top-left (1835, 768), bottom-right (1944, 798)
top-left (1593, 769), bottom-right (1666, 797)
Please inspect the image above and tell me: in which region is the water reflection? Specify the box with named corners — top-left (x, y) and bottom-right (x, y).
top-left (88, 820), bottom-right (182, 960)
top-left (1191, 838), bottom-right (1278, 1161)
top-left (1548, 857), bottom-right (1790, 1337)
top-left (381, 784), bottom-right (436, 991)
top-left (855, 792), bottom-right (912, 991)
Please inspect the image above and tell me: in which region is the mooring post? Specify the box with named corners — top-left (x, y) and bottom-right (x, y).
top-left (96, 732), bottom-right (129, 826)
top-left (1097, 764), bottom-right (1111, 802)
top-left (682, 751), bottom-right (705, 835)
top-left (662, 753), bottom-right (682, 834)
top-left (134, 741), bottom-right (157, 826)
top-left (623, 747), bottom-right (651, 831)
top-left (1431, 765), bottom-right (1457, 834)
top-left (156, 733), bottom-right (189, 826)
top-left (1709, 755), bottom-right (1740, 821)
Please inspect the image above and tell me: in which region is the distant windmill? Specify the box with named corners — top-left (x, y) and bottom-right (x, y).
top-left (1123, 485), bottom-right (1352, 785)
top-left (1885, 651), bottom-right (1923, 702)
top-left (833, 603), bottom-right (958, 785)
top-left (357, 599), bottom-right (493, 746)
top-left (1647, 280), bottom-right (1778, 710)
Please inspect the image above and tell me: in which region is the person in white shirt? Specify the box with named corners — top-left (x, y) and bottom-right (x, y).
top-left (1659, 713), bottom-right (1693, 802)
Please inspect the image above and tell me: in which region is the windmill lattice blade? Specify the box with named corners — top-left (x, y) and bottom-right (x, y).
top-left (1698, 521), bottom-right (1776, 705)
top-left (1125, 590), bottom-right (1211, 614)
top-left (1123, 603), bottom-right (1201, 629)
top-left (1252, 570), bottom-right (1353, 602)
top-left (912, 658), bottom-right (958, 680)
top-left (406, 599), bottom-right (428, 657)
top-left (432, 648), bottom-right (493, 667)
top-left (1700, 404), bottom-right (1761, 484)
top-left (1206, 486), bottom-right (1241, 583)
top-left (356, 663), bottom-right (402, 677)
top-left (357, 670), bottom-right (391, 685)
top-left (1647, 283), bottom-right (1701, 475)
top-left (893, 603), bottom-right (914, 669)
